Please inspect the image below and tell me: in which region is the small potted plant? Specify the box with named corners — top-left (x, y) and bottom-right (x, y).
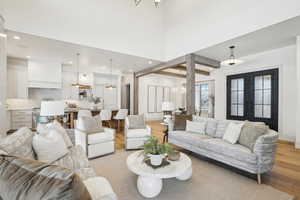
top-left (141, 136), bottom-right (173, 166)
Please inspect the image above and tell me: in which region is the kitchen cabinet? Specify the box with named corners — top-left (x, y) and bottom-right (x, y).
top-left (7, 58), bottom-right (28, 98)
top-left (28, 61), bottom-right (62, 89)
top-left (62, 71), bottom-right (79, 100)
top-left (10, 110), bottom-right (33, 130)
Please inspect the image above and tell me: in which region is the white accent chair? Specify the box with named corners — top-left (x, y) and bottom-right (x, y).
top-left (75, 115), bottom-right (116, 159)
top-left (113, 109), bottom-right (128, 131)
top-left (100, 109), bottom-right (112, 127)
top-left (125, 116), bottom-right (151, 150)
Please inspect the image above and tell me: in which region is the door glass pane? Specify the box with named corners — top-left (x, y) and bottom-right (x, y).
top-left (255, 76), bottom-right (263, 89)
top-left (231, 105), bottom-right (237, 116)
top-left (264, 75), bottom-right (271, 89)
top-left (238, 79), bottom-right (244, 90)
top-left (263, 105), bottom-right (271, 118)
top-left (231, 79), bottom-right (238, 90)
top-left (255, 105), bottom-right (263, 118)
top-left (255, 90), bottom-right (263, 104)
top-left (231, 91), bottom-right (238, 104)
top-left (238, 91), bottom-right (244, 104)
top-left (263, 89), bottom-right (271, 105)
top-left (238, 105), bottom-right (244, 116)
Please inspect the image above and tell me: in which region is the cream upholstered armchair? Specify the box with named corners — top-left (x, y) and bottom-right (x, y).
top-left (124, 115), bottom-right (151, 150)
top-left (75, 113), bottom-right (115, 159)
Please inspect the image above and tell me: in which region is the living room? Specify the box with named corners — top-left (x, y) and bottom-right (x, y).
top-left (0, 0), bottom-right (300, 200)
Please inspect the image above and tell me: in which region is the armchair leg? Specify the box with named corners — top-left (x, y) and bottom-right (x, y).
top-left (257, 174), bottom-right (261, 184)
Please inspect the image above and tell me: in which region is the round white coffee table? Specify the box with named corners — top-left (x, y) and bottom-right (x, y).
top-left (126, 151), bottom-right (192, 198)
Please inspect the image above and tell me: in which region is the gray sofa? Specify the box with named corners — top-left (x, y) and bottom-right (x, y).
top-left (168, 116), bottom-right (279, 184)
top-left (0, 127), bottom-right (117, 200)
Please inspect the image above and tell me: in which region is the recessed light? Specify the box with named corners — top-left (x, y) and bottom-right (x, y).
top-left (68, 61), bottom-right (73, 64)
top-left (148, 60), bottom-right (153, 65)
top-left (13, 36), bottom-right (21, 40)
top-left (26, 56), bottom-right (31, 59)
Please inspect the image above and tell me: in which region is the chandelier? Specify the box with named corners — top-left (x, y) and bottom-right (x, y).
top-left (221, 46), bottom-right (244, 66)
top-left (134, 0), bottom-right (161, 8)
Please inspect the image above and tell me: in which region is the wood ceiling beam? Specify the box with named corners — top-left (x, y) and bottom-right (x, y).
top-left (153, 71), bottom-right (186, 78)
top-left (173, 65), bottom-right (210, 76)
top-left (193, 54), bottom-right (220, 68)
top-left (135, 56), bottom-right (185, 78)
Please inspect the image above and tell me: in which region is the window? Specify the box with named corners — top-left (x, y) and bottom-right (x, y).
top-left (227, 69), bottom-right (278, 131)
top-left (195, 83), bottom-right (209, 115)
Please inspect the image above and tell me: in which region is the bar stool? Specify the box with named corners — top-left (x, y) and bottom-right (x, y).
top-left (100, 109), bottom-right (112, 128)
top-left (113, 109), bottom-right (128, 131)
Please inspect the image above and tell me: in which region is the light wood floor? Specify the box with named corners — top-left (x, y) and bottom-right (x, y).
top-left (115, 120), bottom-right (300, 199)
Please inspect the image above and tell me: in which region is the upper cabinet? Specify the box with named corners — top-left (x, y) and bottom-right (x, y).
top-left (28, 61), bottom-right (62, 89)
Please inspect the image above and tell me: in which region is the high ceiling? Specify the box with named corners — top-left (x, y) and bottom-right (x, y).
top-left (6, 30), bottom-right (161, 73)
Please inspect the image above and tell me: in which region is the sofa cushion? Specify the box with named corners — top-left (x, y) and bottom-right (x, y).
top-left (127, 128), bottom-right (150, 138)
top-left (186, 120), bottom-right (206, 135)
top-left (173, 114), bottom-right (192, 130)
top-left (193, 116), bottom-right (218, 137)
top-left (88, 131), bottom-right (115, 145)
top-left (169, 131), bottom-right (212, 148)
top-left (84, 177), bottom-right (117, 200)
top-left (215, 120), bottom-right (244, 138)
top-left (33, 129), bottom-right (69, 163)
top-left (53, 145), bottom-right (90, 170)
top-left (238, 122), bottom-right (268, 151)
top-left (127, 114), bottom-right (146, 129)
top-left (0, 155), bottom-right (92, 200)
top-left (0, 127), bottom-right (35, 160)
top-left (205, 138), bottom-right (257, 164)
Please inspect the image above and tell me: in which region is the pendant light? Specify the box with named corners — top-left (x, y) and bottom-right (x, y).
top-left (72, 53), bottom-right (91, 89)
top-left (134, 0), bottom-right (161, 7)
top-left (221, 46), bottom-right (244, 66)
top-left (105, 59), bottom-right (116, 89)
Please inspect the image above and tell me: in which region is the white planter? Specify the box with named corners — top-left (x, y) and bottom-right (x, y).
top-left (149, 154), bottom-right (165, 166)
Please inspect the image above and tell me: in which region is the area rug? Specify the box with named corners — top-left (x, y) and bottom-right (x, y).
top-left (90, 150), bottom-right (294, 200)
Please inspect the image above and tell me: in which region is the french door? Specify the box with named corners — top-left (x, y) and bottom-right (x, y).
top-left (226, 69), bottom-right (278, 131)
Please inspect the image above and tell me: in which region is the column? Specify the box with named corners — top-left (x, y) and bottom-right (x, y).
top-left (186, 54), bottom-right (195, 115)
top-left (0, 14), bottom-right (7, 135)
top-left (296, 36), bottom-right (300, 149)
top-left (133, 73), bottom-right (139, 115)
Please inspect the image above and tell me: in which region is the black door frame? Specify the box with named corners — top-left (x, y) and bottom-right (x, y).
top-left (226, 68), bottom-right (279, 131)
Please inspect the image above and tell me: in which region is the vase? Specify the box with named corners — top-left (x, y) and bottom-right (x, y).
top-left (149, 154), bottom-right (165, 166)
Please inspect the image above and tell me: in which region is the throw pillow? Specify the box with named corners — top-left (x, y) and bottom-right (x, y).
top-left (173, 114), bottom-right (192, 130)
top-left (223, 122), bottom-right (244, 144)
top-left (76, 116), bottom-right (104, 134)
top-left (238, 122), bottom-right (268, 150)
top-left (33, 129), bottom-right (68, 163)
top-left (127, 114), bottom-right (146, 129)
top-left (37, 121), bottom-right (73, 148)
top-left (0, 127), bottom-right (35, 160)
top-left (193, 115), bottom-right (218, 137)
top-left (215, 120), bottom-right (244, 138)
top-left (0, 155), bottom-right (91, 200)
top-left (186, 120), bottom-right (206, 134)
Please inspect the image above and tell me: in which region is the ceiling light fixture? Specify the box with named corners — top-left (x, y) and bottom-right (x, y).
top-left (26, 56), bottom-right (31, 59)
top-left (13, 35), bottom-right (21, 40)
top-left (72, 53), bottom-right (91, 89)
top-left (221, 46), bottom-right (243, 66)
top-left (105, 59), bottom-right (116, 89)
top-left (134, 0), bottom-right (161, 8)
top-left (148, 60), bottom-right (153, 64)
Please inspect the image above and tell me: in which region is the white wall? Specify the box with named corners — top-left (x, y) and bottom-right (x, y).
top-left (1, 0), bottom-right (164, 61)
top-left (164, 0), bottom-right (300, 60)
top-left (139, 74), bottom-right (185, 120)
top-left (199, 45), bottom-right (296, 142)
top-left (0, 17), bottom-right (8, 135)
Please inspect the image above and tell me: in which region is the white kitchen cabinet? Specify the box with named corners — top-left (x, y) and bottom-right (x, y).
top-left (10, 110), bottom-right (33, 130)
top-left (104, 88), bottom-right (118, 109)
top-left (7, 60), bottom-right (28, 98)
top-left (62, 71), bottom-right (79, 100)
top-left (28, 61), bottom-right (62, 88)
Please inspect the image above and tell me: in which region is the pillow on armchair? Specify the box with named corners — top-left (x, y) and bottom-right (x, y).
top-left (0, 155), bottom-right (91, 200)
top-left (127, 114), bottom-right (146, 129)
top-left (76, 115), bottom-right (104, 134)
